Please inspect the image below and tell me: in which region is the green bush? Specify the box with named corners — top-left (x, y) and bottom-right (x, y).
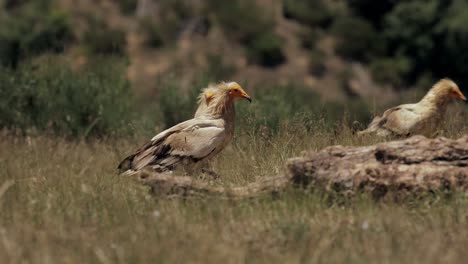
top-left (283, 0), bottom-right (333, 28)
top-left (370, 57), bottom-right (412, 88)
top-left (150, 77), bottom-right (371, 134)
top-left (116, 0), bottom-right (138, 15)
top-left (83, 18), bottom-right (126, 56)
top-left (204, 54), bottom-right (235, 80)
top-left (0, 10), bottom-right (73, 67)
top-left (308, 50), bottom-right (326, 77)
top-left (331, 16), bottom-right (381, 61)
top-left (299, 28), bottom-right (321, 49)
top-left (156, 77), bottom-right (211, 127)
top-left (156, 0), bottom-right (191, 43)
top-left (138, 18), bottom-right (164, 48)
top-left (436, 0), bottom-right (468, 83)
top-left (0, 34), bottom-right (19, 68)
top-left (383, 1), bottom-right (437, 75)
top-left (245, 32), bottom-right (285, 67)
top-left (347, 0), bottom-right (397, 28)
top-left (2, 0), bottom-right (51, 10)
top-left (206, 0), bottom-right (275, 43)
top-left (0, 56), bottom-right (133, 137)
top-left (237, 84), bottom-right (371, 133)
top-left (22, 12), bottom-right (74, 55)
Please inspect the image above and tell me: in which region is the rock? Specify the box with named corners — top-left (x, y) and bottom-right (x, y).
top-left (131, 135), bottom-right (468, 199)
top-left (287, 135), bottom-right (468, 198)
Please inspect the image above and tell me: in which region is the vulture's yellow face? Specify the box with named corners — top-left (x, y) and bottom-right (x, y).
top-left (449, 85), bottom-right (466, 101)
top-left (227, 82), bottom-right (251, 102)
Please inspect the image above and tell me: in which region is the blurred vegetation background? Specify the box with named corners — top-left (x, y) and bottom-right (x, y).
top-left (0, 0), bottom-right (467, 138)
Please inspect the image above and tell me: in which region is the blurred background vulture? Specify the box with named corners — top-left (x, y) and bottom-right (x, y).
top-left (358, 78), bottom-right (466, 137)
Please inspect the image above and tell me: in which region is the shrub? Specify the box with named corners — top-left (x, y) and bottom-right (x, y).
top-left (299, 28), bottom-right (321, 49)
top-left (331, 16), bottom-right (381, 61)
top-left (347, 0), bottom-right (397, 28)
top-left (383, 1), bottom-right (438, 74)
top-left (206, 0), bottom-right (275, 43)
top-left (150, 77), bottom-right (371, 134)
top-left (138, 18), bottom-right (164, 48)
top-left (245, 32), bottom-right (285, 67)
top-left (308, 50), bottom-right (326, 77)
top-left (21, 12), bottom-right (74, 56)
top-left (0, 10), bottom-right (73, 67)
top-left (236, 84), bottom-right (371, 133)
top-left (436, 0), bottom-right (468, 83)
top-left (116, 0), bottom-right (138, 15)
top-left (204, 54), bottom-right (235, 80)
top-left (156, 77), bottom-right (211, 127)
top-left (156, 0), bottom-right (192, 43)
top-left (83, 18), bottom-right (126, 56)
top-left (283, 0), bottom-right (333, 28)
top-left (370, 57), bottom-right (412, 88)
top-left (0, 56), bottom-right (133, 137)
top-left (0, 34), bottom-right (19, 68)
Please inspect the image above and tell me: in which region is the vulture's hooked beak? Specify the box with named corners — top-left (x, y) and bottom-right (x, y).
top-left (460, 92), bottom-right (467, 101)
top-left (242, 92), bottom-right (252, 103)
top-left (450, 88), bottom-right (467, 101)
top-left (457, 90), bottom-right (467, 101)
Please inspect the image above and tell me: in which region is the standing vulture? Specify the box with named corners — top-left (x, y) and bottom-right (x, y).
top-left (118, 82), bottom-right (251, 175)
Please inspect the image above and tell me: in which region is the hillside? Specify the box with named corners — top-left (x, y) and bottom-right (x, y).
top-left (80, 0), bottom-right (397, 102)
top-left (1, 0), bottom-right (467, 137)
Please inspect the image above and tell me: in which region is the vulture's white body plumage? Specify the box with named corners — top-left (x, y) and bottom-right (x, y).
top-left (359, 78), bottom-right (466, 137)
top-left (118, 82), bottom-right (250, 174)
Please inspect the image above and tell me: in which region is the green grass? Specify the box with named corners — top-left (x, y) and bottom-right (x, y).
top-left (0, 104), bottom-right (467, 262)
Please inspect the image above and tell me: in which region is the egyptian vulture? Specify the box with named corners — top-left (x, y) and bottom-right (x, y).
top-left (118, 82), bottom-right (251, 174)
top-left (194, 84), bottom-right (219, 118)
top-left (358, 78), bottom-right (466, 137)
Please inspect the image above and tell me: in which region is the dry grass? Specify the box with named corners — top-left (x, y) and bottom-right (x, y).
top-left (0, 104), bottom-right (467, 263)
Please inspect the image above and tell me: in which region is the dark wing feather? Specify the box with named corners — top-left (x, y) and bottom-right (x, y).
top-left (117, 119), bottom-right (225, 173)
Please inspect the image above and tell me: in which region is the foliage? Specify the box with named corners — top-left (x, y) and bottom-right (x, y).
top-left (116, 0), bottom-right (138, 15)
top-left (347, 0), bottom-right (397, 28)
top-left (283, 0), bottom-right (333, 28)
top-left (138, 18), bottom-right (164, 48)
top-left (206, 0), bottom-right (275, 43)
top-left (83, 18), bottom-right (127, 56)
top-left (331, 16), bottom-right (382, 62)
top-left (382, 1), bottom-right (439, 79)
top-left (156, 77), bottom-right (207, 128)
top-left (0, 56), bottom-right (133, 137)
top-left (237, 84), bottom-right (371, 133)
top-left (245, 32), bottom-right (286, 67)
top-left (299, 28), bottom-right (321, 49)
top-left (0, 9), bottom-right (73, 67)
top-left (370, 56), bottom-right (412, 88)
top-left (431, 0), bottom-right (468, 81)
top-left (204, 54), bottom-right (236, 80)
top-left (206, 0), bottom-right (285, 67)
top-left (308, 49), bottom-right (326, 77)
top-left (156, 0), bottom-right (192, 43)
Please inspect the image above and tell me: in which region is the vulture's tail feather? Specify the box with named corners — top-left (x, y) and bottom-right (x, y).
top-left (117, 154), bottom-right (135, 173)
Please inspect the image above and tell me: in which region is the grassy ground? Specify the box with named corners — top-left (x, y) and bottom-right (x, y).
top-left (0, 105), bottom-right (467, 263)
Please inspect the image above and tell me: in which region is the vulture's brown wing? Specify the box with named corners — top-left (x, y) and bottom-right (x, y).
top-left (380, 104), bottom-right (419, 135)
top-left (118, 118), bottom-right (226, 172)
